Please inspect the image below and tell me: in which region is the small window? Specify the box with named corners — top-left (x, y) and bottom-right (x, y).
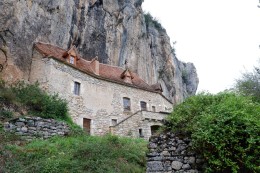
top-left (111, 119), bottom-right (117, 126)
top-left (139, 129), bottom-right (144, 138)
top-left (123, 97), bottom-right (131, 111)
top-left (152, 106), bottom-right (156, 112)
top-left (74, 82), bottom-right (80, 95)
top-left (140, 101), bottom-right (147, 111)
top-left (70, 56), bottom-right (75, 64)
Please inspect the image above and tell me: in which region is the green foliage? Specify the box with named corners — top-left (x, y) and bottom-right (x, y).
top-left (144, 12), bottom-right (165, 31)
top-left (3, 135), bottom-right (147, 173)
top-left (67, 123), bottom-right (85, 137)
top-left (0, 109), bottom-right (13, 119)
top-left (235, 61), bottom-right (260, 103)
top-left (0, 80), bottom-right (17, 105)
top-left (182, 69), bottom-right (188, 83)
top-left (166, 92), bottom-right (260, 173)
top-left (0, 81), bottom-right (70, 122)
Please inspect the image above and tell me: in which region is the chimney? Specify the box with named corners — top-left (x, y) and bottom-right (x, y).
top-left (90, 56), bottom-right (99, 75)
top-left (121, 69), bottom-right (133, 84)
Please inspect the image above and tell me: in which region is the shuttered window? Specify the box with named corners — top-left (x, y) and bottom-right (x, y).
top-left (140, 101), bottom-right (147, 111)
top-left (123, 97), bottom-right (131, 111)
top-left (74, 82), bottom-right (80, 95)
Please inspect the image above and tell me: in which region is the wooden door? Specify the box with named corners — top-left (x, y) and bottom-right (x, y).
top-left (83, 118), bottom-right (91, 134)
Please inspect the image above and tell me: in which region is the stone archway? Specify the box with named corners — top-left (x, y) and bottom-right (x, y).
top-left (151, 125), bottom-right (161, 136)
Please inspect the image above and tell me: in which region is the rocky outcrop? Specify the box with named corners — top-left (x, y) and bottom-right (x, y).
top-left (4, 117), bottom-right (70, 140)
top-left (0, 0), bottom-right (198, 104)
top-left (146, 132), bottom-right (205, 173)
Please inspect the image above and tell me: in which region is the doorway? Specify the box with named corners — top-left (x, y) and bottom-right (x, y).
top-left (151, 125), bottom-right (160, 136)
top-left (83, 118), bottom-right (91, 134)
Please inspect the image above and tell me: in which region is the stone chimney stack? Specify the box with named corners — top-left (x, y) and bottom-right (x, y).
top-left (121, 69), bottom-right (133, 84)
top-left (90, 56), bottom-right (99, 75)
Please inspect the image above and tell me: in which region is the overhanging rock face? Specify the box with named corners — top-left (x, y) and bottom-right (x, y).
top-left (0, 0), bottom-right (198, 104)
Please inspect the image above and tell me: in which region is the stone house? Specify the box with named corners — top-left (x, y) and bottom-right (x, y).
top-left (29, 42), bottom-right (173, 140)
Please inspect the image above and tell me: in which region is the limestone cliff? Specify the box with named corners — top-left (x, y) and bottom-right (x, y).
top-left (0, 0), bottom-right (199, 104)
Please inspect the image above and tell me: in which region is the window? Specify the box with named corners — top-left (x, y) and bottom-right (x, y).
top-left (139, 129), bottom-right (144, 138)
top-left (111, 119), bottom-right (117, 126)
top-left (74, 82), bottom-right (80, 95)
top-left (140, 101), bottom-right (147, 111)
top-left (123, 97), bottom-right (131, 111)
top-left (69, 56), bottom-right (75, 64)
top-left (152, 106), bottom-right (156, 112)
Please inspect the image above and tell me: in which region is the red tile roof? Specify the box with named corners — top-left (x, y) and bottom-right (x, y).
top-left (34, 42), bottom-right (157, 92)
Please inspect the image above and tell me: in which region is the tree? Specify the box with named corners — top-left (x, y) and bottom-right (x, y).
top-left (235, 60), bottom-right (260, 102)
top-left (166, 92), bottom-right (260, 173)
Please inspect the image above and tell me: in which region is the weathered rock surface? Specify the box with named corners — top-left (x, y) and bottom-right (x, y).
top-left (0, 0), bottom-right (199, 104)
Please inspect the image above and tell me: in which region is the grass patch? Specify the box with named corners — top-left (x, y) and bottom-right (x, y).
top-left (2, 135), bottom-right (147, 173)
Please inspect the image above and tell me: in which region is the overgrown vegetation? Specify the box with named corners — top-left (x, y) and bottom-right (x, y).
top-left (144, 12), bottom-right (165, 31)
top-left (0, 80), bottom-right (147, 172)
top-left (165, 92), bottom-right (260, 173)
top-left (235, 60), bottom-right (260, 103)
top-left (2, 134), bottom-right (147, 173)
top-left (0, 81), bottom-right (70, 122)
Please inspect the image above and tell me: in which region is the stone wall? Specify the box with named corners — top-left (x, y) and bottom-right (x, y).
top-left (29, 53), bottom-right (173, 137)
top-left (146, 132), bottom-right (205, 173)
top-left (4, 117), bottom-right (70, 140)
top-left (111, 111), bottom-right (168, 140)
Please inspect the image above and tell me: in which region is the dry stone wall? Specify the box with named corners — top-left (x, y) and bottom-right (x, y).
top-left (4, 117), bottom-right (70, 140)
top-left (147, 132), bottom-right (205, 173)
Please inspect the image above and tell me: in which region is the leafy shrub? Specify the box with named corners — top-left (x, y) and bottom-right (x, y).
top-left (0, 109), bottom-right (13, 119)
top-left (235, 60), bottom-right (260, 103)
top-left (0, 81), bottom-right (17, 105)
top-left (166, 92), bottom-right (260, 173)
top-left (0, 81), bottom-right (70, 122)
top-left (12, 82), bottom-right (69, 121)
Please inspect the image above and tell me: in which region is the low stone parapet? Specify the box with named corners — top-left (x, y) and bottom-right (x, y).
top-left (4, 117), bottom-right (70, 140)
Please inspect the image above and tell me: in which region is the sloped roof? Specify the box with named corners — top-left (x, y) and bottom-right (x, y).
top-left (34, 42), bottom-right (156, 92)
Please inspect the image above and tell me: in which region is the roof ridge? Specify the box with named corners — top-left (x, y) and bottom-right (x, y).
top-left (34, 42), bottom-right (65, 51)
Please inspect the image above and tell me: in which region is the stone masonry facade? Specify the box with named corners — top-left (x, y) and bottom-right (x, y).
top-left (29, 43), bottom-right (173, 140)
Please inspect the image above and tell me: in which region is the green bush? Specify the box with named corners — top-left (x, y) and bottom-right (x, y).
top-left (0, 81), bottom-right (17, 105)
top-left (166, 92), bottom-right (260, 173)
top-left (11, 82), bottom-right (69, 121)
top-left (235, 60), bottom-right (260, 103)
top-left (0, 81), bottom-right (70, 122)
top-left (0, 109), bottom-right (13, 119)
